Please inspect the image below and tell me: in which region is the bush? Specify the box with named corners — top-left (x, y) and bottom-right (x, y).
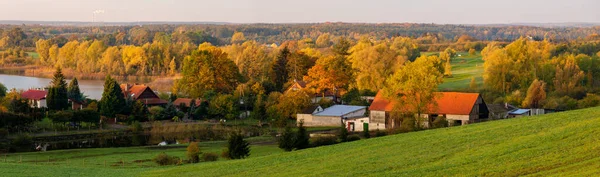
top-left (295, 121), bottom-right (310, 150)
top-left (310, 136), bottom-right (338, 147)
top-left (375, 129), bottom-right (387, 137)
top-left (202, 152), bottom-right (219, 162)
top-left (226, 132), bottom-right (250, 159)
top-left (338, 123), bottom-right (348, 142)
top-left (278, 126), bottom-right (295, 151)
top-left (347, 135), bottom-right (361, 142)
top-left (153, 153), bottom-right (180, 166)
top-left (186, 142), bottom-right (201, 163)
top-left (11, 134), bottom-right (33, 152)
top-left (362, 128), bottom-right (370, 139)
top-left (432, 117), bottom-right (449, 128)
top-left (221, 149), bottom-right (231, 159)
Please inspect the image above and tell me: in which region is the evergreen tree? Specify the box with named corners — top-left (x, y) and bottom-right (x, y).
top-left (227, 132), bottom-right (250, 159)
top-left (294, 121), bottom-right (310, 150)
top-left (278, 125), bottom-right (296, 151)
top-left (130, 100), bottom-right (148, 122)
top-left (99, 75), bottom-right (126, 117)
top-left (67, 77), bottom-right (82, 102)
top-left (272, 47), bottom-right (290, 91)
top-left (47, 67), bottom-right (69, 110)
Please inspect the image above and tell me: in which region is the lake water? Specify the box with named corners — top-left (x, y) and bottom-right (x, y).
top-left (0, 74), bottom-right (105, 100)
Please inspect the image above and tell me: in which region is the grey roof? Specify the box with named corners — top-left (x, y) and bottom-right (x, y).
top-left (509, 109), bottom-right (530, 115)
top-left (313, 105), bottom-right (366, 117)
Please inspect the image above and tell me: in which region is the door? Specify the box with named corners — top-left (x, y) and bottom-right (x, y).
top-left (363, 123), bottom-right (369, 132)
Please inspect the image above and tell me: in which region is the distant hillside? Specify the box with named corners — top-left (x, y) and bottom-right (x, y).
top-left (0, 20), bottom-right (230, 26)
top-left (145, 107), bottom-right (600, 176)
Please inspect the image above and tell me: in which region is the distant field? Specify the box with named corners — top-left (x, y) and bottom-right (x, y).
top-left (438, 51), bottom-right (484, 91)
top-left (27, 52), bottom-right (40, 59)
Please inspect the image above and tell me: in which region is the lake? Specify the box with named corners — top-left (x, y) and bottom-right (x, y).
top-left (0, 74), bottom-right (105, 100)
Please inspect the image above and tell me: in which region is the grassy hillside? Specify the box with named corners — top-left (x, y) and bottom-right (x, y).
top-left (142, 106), bottom-right (600, 176)
top-left (438, 52), bottom-right (484, 90)
top-left (2, 107), bottom-right (600, 176)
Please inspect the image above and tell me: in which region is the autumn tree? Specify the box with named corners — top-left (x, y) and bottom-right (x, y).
top-left (176, 43), bottom-right (241, 98)
top-left (553, 55), bottom-right (585, 97)
top-left (316, 33), bottom-right (332, 48)
top-left (35, 39), bottom-right (52, 64)
top-left (231, 32), bottom-right (246, 44)
top-left (384, 55), bottom-right (444, 127)
top-left (469, 77), bottom-right (478, 90)
top-left (303, 55), bottom-right (352, 97)
top-left (522, 79), bottom-right (547, 108)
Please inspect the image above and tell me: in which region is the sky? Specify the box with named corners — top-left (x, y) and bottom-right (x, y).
top-left (0, 0), bottom-right (598, 24)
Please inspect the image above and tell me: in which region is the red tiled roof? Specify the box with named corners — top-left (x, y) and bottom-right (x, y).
top-left (173, 98), bottom-right (202, 107)
top-left (121, 84), bottom-right (156, 100)
top-left (369, 91), bottom-right (480, 115)
top-left (21, 89), bottom-right (47, 100)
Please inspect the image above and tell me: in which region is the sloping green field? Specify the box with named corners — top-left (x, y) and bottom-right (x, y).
top-left (2, 107), bottom-right (600, 176)
top-left (144, 106), bottom-right (600, 176)
top-left (439, 52), bottom-right (484, 90)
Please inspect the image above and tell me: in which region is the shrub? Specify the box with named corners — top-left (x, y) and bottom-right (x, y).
top-left (186, 142), bottom-right (201, 163)
top-left (202, 152), bottom-right (219, 162)
top-left (362, 128), bottom-right (370, 139)
top-left (278, 126), bottom-right (295, 151)
top-left (310, 136), bottom-right (338, 147)
top-left (153, 153), bottom-right (180, 166)
top-left (432, 117), bottom-right (449, 128)
top-left (295, 121), bottom-right (310, 150)
top-left (11, 134), bottom-right (33, 152)
top-left (226, 132), bottom-right (250, 159)
top-left (375, 129), bottom-right (387, 137)
top-left (338, 123), bottom-right (348, 142)
top-left (221, 149), bottom-right (231, 159)
top-left (347, 135), bottom-right (361, 142)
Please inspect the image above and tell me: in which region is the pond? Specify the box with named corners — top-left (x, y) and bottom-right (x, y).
top-left (0, 74), bottom-right (105, 100)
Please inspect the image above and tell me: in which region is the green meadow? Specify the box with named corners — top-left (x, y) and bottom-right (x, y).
top-left (431, 51), bottom-right (485, 91)
top-left (3, 105), bottom-right (600, 176)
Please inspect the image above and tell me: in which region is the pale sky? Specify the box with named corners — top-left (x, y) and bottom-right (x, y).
top-left (0, 0), bottom-right (598, 24)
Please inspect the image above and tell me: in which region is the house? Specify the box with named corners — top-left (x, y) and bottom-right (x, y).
top-left (21, 89), bottom-right (83, 110)
top-left (487, 103), bottom-right (517, 119)
top-left (285, 80), bottom-right (340, 104)
top-left (369, 91), bottom-right (489, 129)
top-left (21, 89), bottom-right (47, 108)
top-left (297, 105), bottom-right (369, 130)
top-left (173, 98), bottom-right (203, 110)
top-left (507, 108), bottom-right (559, 118)
top-left (120, 84), bottom-right (167, 106)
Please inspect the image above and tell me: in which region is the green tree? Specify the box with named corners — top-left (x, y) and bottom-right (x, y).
top-left (0, 82), bottom-right (6, 98)
top-left (338, 123), bottom-right (348, 142)
top-left (209, 94), bottom-right (239, 120)
top-left (294, 120), bottom-right (310, 150)
top-left (272, 47), bottom-right (290, 91)
top-left (227, 132), bottom-right (250, 159)
top-left (47, 67), bottom-right (69, 110)
top-left (278, 125), bottom-right (296, 151)
top-left (67, 77), bottom-right (82, 102)
top-left (99, 75), bottom-right (126, 117)
top-left (130, 100), bottom-right (148, 122)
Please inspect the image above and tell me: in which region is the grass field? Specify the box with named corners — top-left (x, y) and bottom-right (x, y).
top-left (0, 136), bottom-right (281, 176)
top-left (437, 52), bottom-right (484, 91)
top-left (139, 106), bottom-right (600, 176)
top-left (3, 106), bottom-right (600, 176)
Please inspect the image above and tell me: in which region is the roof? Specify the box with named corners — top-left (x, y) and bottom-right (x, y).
top-left (301, 105), bottom-right (322, 114)
top-left (121, 84), bottom-right (156, 100)
top-left (369, 91), bottom-right (481, 115)
top-left (487, 103), bottom-right (517, 113)
top-left (21, 89), bottom-right (47, 100)
top-left (314, 105), bottom-right (366, 117)
top-left (509, 109), bottom-right (531, 115)
top-left (173, 98), bottom-right (202, 108)
top-left (139, 98), bottom-right (168, 105)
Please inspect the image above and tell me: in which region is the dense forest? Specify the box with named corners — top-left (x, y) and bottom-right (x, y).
top-left (1, 23), bottom-right (600, 133)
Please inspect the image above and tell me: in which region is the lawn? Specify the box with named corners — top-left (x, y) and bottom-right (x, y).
top-left (0, 136), bottom-right (281, 176)
top-left (438, 51), bottom-right (484, 91)
top-left (3, 106), bottom-right (600, 176)
top-left (140, 106), bottom-right (600, 176)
